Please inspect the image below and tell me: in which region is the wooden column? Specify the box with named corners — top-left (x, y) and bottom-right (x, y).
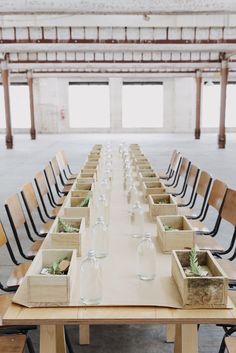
top-left (218, 60), bottom-right (228, 149)
top-left (27, 70), bottom-right (36, 140)
top-left (1, 61), bottom-right (13, 149)
top-left (195, 70), bottom-right (202, 139)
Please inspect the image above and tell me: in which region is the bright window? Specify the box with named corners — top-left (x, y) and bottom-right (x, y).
top-left (202, 84), bottom-right (220, 128)
top-left (0, 85), bottom-right (30, 128)
top-left (202, 83), bottom-right (236, 128)
top-left (69, 84), bottom-right (110, 128)
top-left (226, 84), bottom-right (236, 127)
top-left (122, 84), bottom-right (163, 128)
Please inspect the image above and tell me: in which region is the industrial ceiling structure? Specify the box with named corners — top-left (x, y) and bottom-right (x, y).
top-left (0, 0), bottom-right (235, 76)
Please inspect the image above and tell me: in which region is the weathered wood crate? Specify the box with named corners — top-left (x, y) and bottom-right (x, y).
top-left (70, 190), bottom-right (90, 198)
top-left (27, 249), bottom-right (77, 304)
top-left (138, 171), bottom-right (160, 183)
top-left (136, 166), bottom-right (154, 173)
top-left (50, 217), bottom-right (86, 256)
top-left (72, 181), bottom-right (93, 192)
top-left (136, 162), bottom-right (152, 171)
top-left (63, 196), bottom-right (91, 226)
top-left (172, 250), bottom-right (228, 308)
top-left (84, 161), bottom-right (98, 169)
top-left (148, 194), bottom-right (178, 218)
top-left (76, 177), bottom-right (94, 184)
top-left (87, 156), bottom-right (100, 162)
top-left (78, 171), bottom-right (96, 180)
top-left (156, 215), bottom-right (194, 252)
top-left (142, 181), bottom-right (166, 199)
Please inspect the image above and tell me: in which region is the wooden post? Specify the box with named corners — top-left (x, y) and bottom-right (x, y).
top-left (218, 60), bottom-right (228, 149)
top-left (27, 70), bottom-right (36, 140)
top-left (1, 61), bottom-right (13, 149)
top-left (195, 70), bottom-right (202, 139)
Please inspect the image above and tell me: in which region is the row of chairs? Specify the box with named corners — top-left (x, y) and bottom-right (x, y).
top-left (0, 150), bottom-right (77, 353)
top-left (158, 150), bottom-right (236, 353)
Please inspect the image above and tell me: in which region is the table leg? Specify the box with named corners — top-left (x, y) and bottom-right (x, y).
top-left (174, 324), bottom-right (198, 353)
top-left (40, 325), bottom-right (66, 353)
top-left (79, 324), bottom-right (90, 345)
top-left (166, 324), bottom-right (175, 343)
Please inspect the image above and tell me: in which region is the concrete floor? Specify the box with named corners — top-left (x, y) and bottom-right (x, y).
top-left (0, 132), bottom-right (235, 353)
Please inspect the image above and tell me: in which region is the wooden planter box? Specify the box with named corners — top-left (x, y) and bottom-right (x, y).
top-left (142, 181), bottom-right (166, 199)
top-left (156, 215), bottom-right (194, 252)
top-left (70, 190), bottom-right (90, 198)
top-left (92, 144), bottom-right (102, 151)
top-left (63, 196), bottom-right (91, 226)
top-left (50, 217), bottom-right (86, 256)
top-left (148, 194), bottom-right (178, 218)
top-left (27, 249), bottom-right (77, 304)
top-left (171, 250), bottom-right (228, 308)
top-left (136, 162), bottom-right (152, 171)
top-left (136, 166), bottom-right (154, 173)
top-left (84, 161), bottom-right (98, 168)
top-left (78, 171), bottom-right (96, 180)
top-left (138, 171), bottom-right (159, 183)
top-left (72, 181), bottom-right (93, 192)
top-left (76, 176), bottom-right (94, 184)
top-left (87, 156), bottom-right (100, 163)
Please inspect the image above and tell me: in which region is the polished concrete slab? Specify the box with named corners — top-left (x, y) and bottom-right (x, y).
top-left (0, 132), bottom-right (235, 353)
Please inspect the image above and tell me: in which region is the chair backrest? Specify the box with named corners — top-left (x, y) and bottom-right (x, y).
top-left (5, 194), bottom-right (25, 229)
top-left (0, 222), bottom-right (7, 247)
top-left (50, 156), bottom-right (60, 178)
top-left (44, 164), bottom-right (56, 187)
top-left (56, 152), bottom-right (66, 172)
top-left (221, 188), bottom-right (236, 226)
top-left (172, 152), bottom-right (181, 171)
top-left (186, 164), bottom-right (199, 187)
top-left (196, 171), bottom-right (212, 197)
top-left (21, 183), bottom-right (39, 212)
top-left (168, 149), bottom-right (177, 167)
top-left (34, 171), bottom-right (48, 197)
top-left (207, 179), bottom-right (227, 211)
top-left (60, 150), bottom-right (69, 166)
top-left (178, 157), bottom-right (190, 177)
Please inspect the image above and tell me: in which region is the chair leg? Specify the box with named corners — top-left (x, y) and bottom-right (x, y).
top-left (26, 335), bottom-right (36, 353)
top-left (64, 326), bottom-right (75, 353)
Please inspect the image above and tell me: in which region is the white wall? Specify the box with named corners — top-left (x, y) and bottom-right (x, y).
top-left (33, 76), bottom-right (196, 133)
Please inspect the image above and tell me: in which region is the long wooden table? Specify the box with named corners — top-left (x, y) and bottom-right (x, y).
top-left (3, 146), bottom-right (236, 353)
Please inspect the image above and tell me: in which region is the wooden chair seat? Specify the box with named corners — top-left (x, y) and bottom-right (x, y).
top-left (195, 235), bottom-right (224, 252)
top-left (58, 196), bottom-right (66, 204)
top-left (28, 239), bottom-right (43, 257)
top-left (188, 219), bottom-right (209, 232)
top-left (7, 262), bottom-right (31, 288)
top-left (0, 334), bottom-right (26, 353)
top-left (40, 220), bottom-right (54, 234)
top-left (51, 207), bottom-right (61, 217)
top-left (217, 259), bottom-right (236, 283)
top-left (225, 336), bottom-right (236, 353)
top-left (62, 185), bottom-right (72, 193)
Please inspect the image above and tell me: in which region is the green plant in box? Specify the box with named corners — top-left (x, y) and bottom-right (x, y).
top-left (79, 193), bottom-right (91, 207)
top-left (58, 218), bottom-right (80, 233)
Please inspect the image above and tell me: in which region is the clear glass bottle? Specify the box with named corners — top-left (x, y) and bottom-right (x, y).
top-left (127, 183), bottom-right (138, 205)
top-left (124, 173), bottom-right (133, 191)
top-left (80, 250), bottom-right (102, 305)
top-left (129, 201), bottom-right (144, 238)
top-left (96, 194), bottom-right (109, 226)
top-left (137, 233), bottom-right (156, 281)
top-left (99, 178), bottom-right (111, 203)
top-left (92, 216), bottom-right (108, 258)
